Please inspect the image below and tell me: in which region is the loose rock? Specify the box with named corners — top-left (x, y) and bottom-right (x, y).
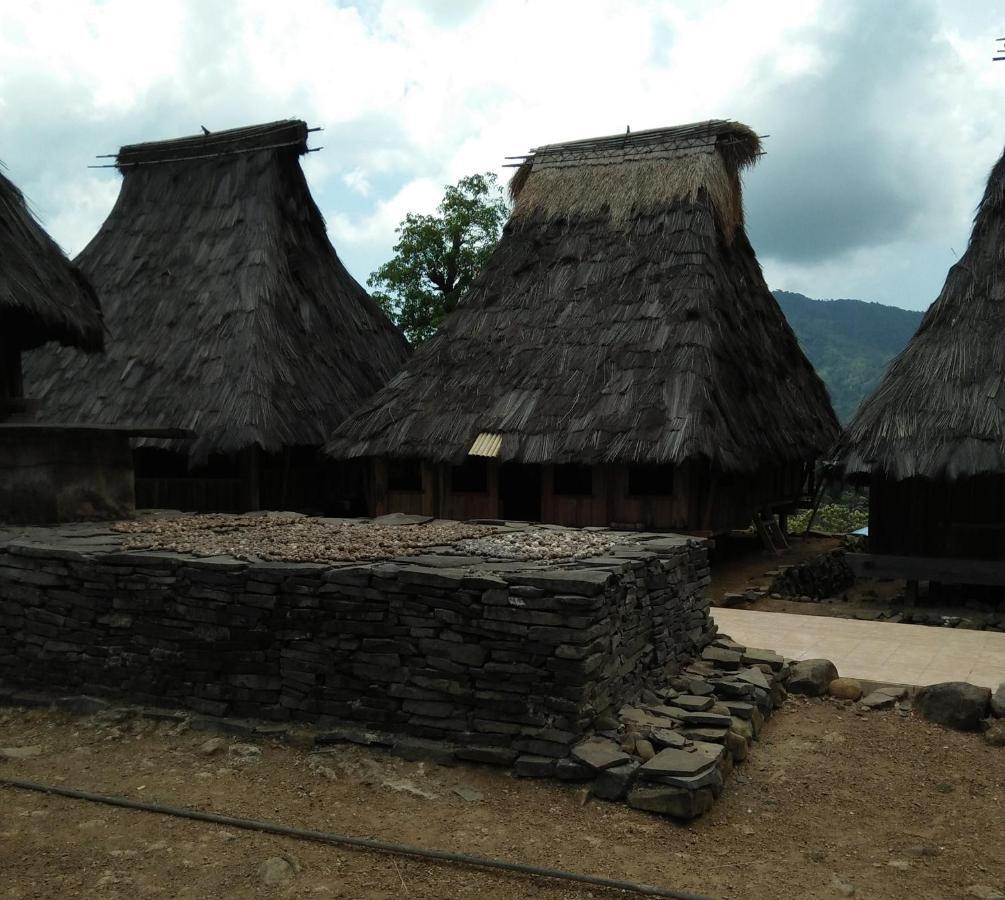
top-left (916, 682), bottom-right (991, 731)
top-left (828, 678), bottom-right (862, 701)
top-left (258, 855), bottom-right (300, 886)
top-left (787, 659), bottom-right (838, 697)
top-left (570, 737), bottom-right (631, 771)
top-left (984, 721), bottom-right (1005, 747)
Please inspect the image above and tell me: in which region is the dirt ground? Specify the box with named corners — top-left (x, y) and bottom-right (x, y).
top-left (708, 533), bottom-right (997, 626)
top-left (708, 533), bottom-right (842, 606)
top-left (1, 701), bottom-right (1002, 900)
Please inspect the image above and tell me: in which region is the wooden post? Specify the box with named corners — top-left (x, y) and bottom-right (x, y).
top-left (372, 458), bottom-right (388, 516)
top-left (905, 579), bottom-right (919, 607)
top-left (0, 337), bottom-right (24, 420)
top-left (239, 445), bottom-right (261, 512)
top-left (280, 447), bottom-right (292, 509)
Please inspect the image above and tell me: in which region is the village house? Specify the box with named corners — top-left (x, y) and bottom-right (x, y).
top-left (837, 146), bottom-right (1005, 594)
top-left (26, 120), bottom-right (409, 514)
top-left (328, 120), bottom-right (839, 532)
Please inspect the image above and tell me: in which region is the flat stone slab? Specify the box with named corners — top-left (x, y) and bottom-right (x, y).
top-left (571, 737), bottom-right (632, 771)
top-left (860, 691), bottom-right (898, 710)
top-left (648, 728), bottom-right (688, 749)
top-left (741, 647), bottom-right (785, 671)
top-left (678, 710), bottom-right (732, 729)
top-left (627, 784), bottom-right (715, 819)
top-left (673, 694), bottom-right (715, 712)
top-left (639, 741), bottom-right (723, 778)
top-left (721, 700), bottom-right (756, 719)
top-left (735, 667), bottom-right (771, 691)
top-left (701, 647), bottom-right (742, 670)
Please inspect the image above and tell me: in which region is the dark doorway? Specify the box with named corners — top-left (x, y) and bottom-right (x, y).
top-left (499, 463), bottom-right (542, 521)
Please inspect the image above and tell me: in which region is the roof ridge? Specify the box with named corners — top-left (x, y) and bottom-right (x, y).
top-left (115, 120), bottom-right (310, 169)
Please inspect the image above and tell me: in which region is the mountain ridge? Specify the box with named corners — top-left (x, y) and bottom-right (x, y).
top-left (772, 289), bottom-right (924, 423)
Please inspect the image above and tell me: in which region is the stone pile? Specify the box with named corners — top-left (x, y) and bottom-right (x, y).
top-left (0, 521), bottom-right (714, 770)
top-left (767, 549), bottom-right (853, 601)
top-left (514, 635), bottom-right (789, 819)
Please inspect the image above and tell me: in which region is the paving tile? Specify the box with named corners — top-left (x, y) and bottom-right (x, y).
top-left (713, 609), bottom-right (1005, 688)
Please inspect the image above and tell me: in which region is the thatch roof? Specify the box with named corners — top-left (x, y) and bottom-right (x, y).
top-left (0, 164), bottom-right (103, 352)
top-left (837, 147), bottom-right (1005, 481)
top-left (328, 120), bottom-right (838, 470)
top-left (26, 120), bottom-right (409, 462)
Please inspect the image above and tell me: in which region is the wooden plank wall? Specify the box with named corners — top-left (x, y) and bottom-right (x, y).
top-left (372, 456), bottom-right (810, 533)
top-left (870, 475), bottom-right (1005, 559)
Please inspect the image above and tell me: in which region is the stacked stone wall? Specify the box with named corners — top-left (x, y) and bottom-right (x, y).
top-left (0, 535), bottom-right (713, 761)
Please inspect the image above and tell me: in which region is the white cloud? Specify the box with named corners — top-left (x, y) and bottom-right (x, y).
top-left (0, 0), bottom-right (1003, 305)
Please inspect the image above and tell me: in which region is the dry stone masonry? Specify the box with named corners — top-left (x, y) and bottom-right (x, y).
top-left (0, 516), bottom-right (714, 773)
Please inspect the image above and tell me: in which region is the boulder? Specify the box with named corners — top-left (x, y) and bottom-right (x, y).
top-left (787, 659), bottom-right (838, 697)
top-left (916, 682), bottom-right (990, 731)
top-left (626, 784), bottom-right (715, 819)
top-left (592, 760), bottom-right (640, 801)
top-left (991, 682), bottom-right (1005, 718)
top-left (828, 678), bottom-right (863, 701)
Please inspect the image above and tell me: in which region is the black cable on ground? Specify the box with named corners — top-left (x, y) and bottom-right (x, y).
top-left (1, 776), bottom-right (718, 900)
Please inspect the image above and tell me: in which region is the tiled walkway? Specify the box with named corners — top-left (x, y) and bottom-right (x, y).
top-left (712, 608), bottom-right (1005, 688)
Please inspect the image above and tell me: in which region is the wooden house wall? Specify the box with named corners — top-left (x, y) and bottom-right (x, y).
top-left (869, 475), bottom-right (1005, 559)
top-left (135, 448), bottom-right (368, 515)
top-left (541, 464), bottom-right (609, 527)
top-left (371, 457), bottom-right (809, 533)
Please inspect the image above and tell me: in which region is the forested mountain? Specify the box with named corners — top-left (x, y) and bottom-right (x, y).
top-left (773, 290), bottom-right (924, 423)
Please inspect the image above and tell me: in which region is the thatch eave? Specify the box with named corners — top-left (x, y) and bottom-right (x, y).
top-left (0, 166), bottom-right (104, 353)
top-left (836, 148), bottom-right (1005, 484)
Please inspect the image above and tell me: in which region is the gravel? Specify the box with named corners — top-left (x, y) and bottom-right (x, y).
top-left (452, 529), bottom-right (628, 560)
top-left (111, 514), bottom-right (634, 564)
top-left (112, 515), bottom-right (499, 563)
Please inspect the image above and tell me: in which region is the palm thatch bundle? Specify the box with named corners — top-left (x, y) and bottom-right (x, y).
top-left (0, 165), bottom-right (103, 353)
top-left (838, 148), bottom-right (1005, 481)
top-left (26, 120), bottom-right (408, 462)
top-left (328, 120), bottom-right (838, 471)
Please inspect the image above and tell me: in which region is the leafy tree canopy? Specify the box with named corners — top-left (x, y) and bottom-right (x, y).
top-left (369, 173), bottom-right (508, 344)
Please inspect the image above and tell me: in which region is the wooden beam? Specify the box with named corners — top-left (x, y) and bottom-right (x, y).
top-left (239, 446), bottom-right (261, 512)
top-left (847, 552), bottom-right (1005, 587)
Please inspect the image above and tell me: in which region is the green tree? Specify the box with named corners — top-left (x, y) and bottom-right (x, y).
top-left (369, 173), bottom-right (508, 344)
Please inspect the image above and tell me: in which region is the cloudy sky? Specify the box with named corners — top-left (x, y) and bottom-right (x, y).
top-left (1, 0), bottom-right (1003, 311)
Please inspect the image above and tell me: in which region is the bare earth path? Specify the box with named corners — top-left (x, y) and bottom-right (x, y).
top-left (0, 702), bottom-right (1002, 900)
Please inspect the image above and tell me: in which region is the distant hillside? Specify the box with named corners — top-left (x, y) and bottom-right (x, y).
top-left (773, 290), bottom-right (924, 423)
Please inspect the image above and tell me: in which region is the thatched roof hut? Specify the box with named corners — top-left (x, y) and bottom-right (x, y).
top-left (328, 120), bottom-right (839, 530)
top-left (839, 149), bottom-right (1005, 482)
top-left (26, 120), bottom-right (409, 465)
top-left (835, 147), bottom-right (1005, 568)
top-left (0, 165), bottom-right (103, 355)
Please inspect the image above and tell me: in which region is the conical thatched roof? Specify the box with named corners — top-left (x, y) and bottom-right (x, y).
top-left (838, 148), bottom-right (1005, 481)
top-left (26, 120), bottom-right (409, 461)
top-left (328, 120), bottom-right (838, 470)
top-left (0, 165), bottom-right (103, 352)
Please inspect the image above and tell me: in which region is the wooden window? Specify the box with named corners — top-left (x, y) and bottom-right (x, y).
top-left (451, 457), bottom-right (488, 493)
top-left (628, 464), bottom-right (675, 497)
top-left (554, 464), bottom-right (593, 496)
top-left (388, 459), bottom-right (423, 492)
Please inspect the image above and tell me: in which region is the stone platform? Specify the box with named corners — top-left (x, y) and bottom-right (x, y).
top-left (0, 514), bottom-right (713, 765)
